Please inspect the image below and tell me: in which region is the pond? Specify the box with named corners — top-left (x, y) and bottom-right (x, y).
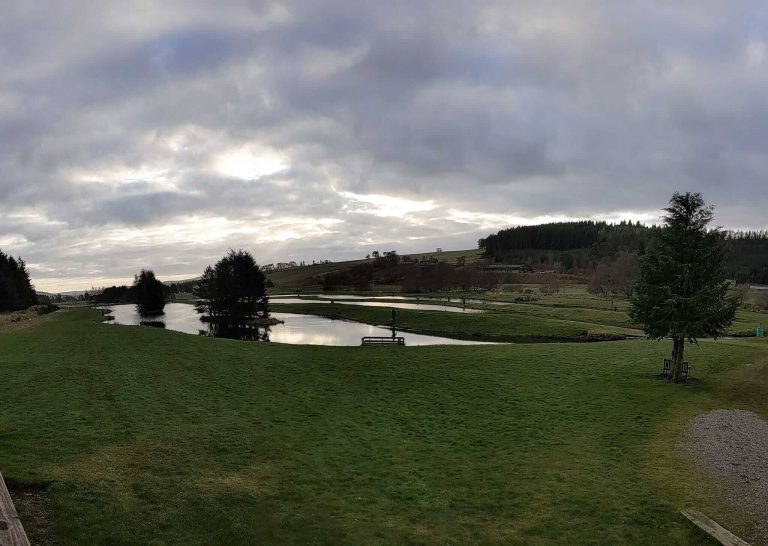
top-left (100, 304), bottom-right (496, 346)
top-left (271, 297), bottom-right (484, 313)
top-left (284, 294), bottom-right (513, 306)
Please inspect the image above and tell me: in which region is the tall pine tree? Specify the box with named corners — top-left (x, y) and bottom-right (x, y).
top-left (0, 250), bottom-right (37, 311)
top-left (630, 193), bottom-right (739, 383)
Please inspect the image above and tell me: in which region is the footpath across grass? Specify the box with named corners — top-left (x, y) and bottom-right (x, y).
top-left (0, 308), bottom-right (766, 544)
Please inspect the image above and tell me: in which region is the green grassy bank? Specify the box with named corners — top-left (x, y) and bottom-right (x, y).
top-left (1, 309), bottom-right (766, 544)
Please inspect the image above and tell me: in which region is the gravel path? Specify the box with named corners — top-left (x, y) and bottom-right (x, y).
top-left (684, 409), bottom-right (768, 544)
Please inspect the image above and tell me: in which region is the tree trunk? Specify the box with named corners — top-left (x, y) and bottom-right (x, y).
top-left (670, 336), bottom-right (686, 383)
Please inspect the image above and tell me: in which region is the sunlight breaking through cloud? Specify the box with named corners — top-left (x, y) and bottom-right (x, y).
top-left (339, 191), bottom-right (438, 219)
top-left (215, 147), bottom-right (289, 180)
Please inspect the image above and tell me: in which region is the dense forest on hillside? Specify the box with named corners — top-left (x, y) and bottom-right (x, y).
top-left (725, 231), bottom-right (768, 284)
top-left (478, 221), bottom-right (654, 272)
top-left (479, 222), bottom-right (768, 283)
top-left (0, 250), bottom-right (37, 311)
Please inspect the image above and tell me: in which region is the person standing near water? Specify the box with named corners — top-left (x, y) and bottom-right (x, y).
top-left (391, 308), bottom-right (397, 339)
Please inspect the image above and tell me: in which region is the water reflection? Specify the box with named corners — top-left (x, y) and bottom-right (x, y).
top-left (100, 303), bottom-right (496, 346)
top-left (206, 321), bottom-right (271, 342)
top-left (139, 320), bottom-right (166, 329)
top-left (271, 297), bottom-right (484, 313)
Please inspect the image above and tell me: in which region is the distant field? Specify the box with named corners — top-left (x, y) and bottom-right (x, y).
top-left (1, 309), bottom-right (767, 544)
top-left (266, 249), bottom-right (484, 292)
top-left (267, 259), bottom-right (369, 292)
top-left (404, 248), bottom-right (484, 263)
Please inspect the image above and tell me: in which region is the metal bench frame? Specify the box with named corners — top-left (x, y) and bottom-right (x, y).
top-left (361, 336), bottom-right (405, 346)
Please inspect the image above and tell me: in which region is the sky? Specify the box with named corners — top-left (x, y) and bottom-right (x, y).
top-left (2, 1), bottom-right (768, 292)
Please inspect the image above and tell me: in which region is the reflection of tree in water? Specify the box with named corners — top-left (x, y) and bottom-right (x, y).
top-left (139, 320), bottom-right (166, 329)
top-left (202, 320), bottom-right (271, 342)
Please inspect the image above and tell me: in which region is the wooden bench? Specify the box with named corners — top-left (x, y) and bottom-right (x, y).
top-left (361, 336), bottom-right (405, 346)
top-left (662, 358), bottom-right (691, 380)
top-left (0, 472), bottom-right (30, 546)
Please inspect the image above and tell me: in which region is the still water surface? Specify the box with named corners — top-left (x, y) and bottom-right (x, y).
top-left (271, 297), bottom-right (484, 313)
top-left (102, 303), bottom-right (495, 346)
top-left (283, 294), bottom-right (512, 306)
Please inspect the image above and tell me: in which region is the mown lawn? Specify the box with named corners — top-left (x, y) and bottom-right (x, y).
top-left (1, 308), bottom-right (766, 544)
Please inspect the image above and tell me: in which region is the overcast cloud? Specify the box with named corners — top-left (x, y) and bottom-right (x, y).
top-left (2, 0), bottom-right (767, 291)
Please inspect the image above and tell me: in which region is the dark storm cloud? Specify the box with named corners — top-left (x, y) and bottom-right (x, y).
top-left (1, 0), bottom-right (767, 290)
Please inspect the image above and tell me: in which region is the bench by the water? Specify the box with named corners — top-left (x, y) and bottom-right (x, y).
top-left (361, 336), bottom-right (405, 346)
top-left (0, 472), bottom-right (30, 546)
top-left (662, 358), bottom-right (691, 380)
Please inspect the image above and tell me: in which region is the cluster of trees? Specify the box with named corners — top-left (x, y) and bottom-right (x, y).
top-left (321, 251), bottom-right (402, 290)
top-left (85, 251), bottom-right (270, 328)
top-left (93, 285), bottom-right (134, 304)
top-left (479, 221), bottom-right (768, 284)
top-left (401, 264), bottom-right (501, 293)
top-left (0, 250), bottom-right (37, 312)
top-left (93, 271), bottom-right (168, 315)
top-left (587, 252), bottom-right (640, 302)
top-left (262, 259), bottom-right (336, 273)
top-left (133, 270), bottom-right (166, 315)
top-left (48, 293), bottom-right (78, 304)
top-left (480, 221), bottom-right (635, 253)
top-left (479, 221), bottom-right (653, 267)
top-left (755, 290), bottom-right (768, 312)
top-left (321, 251), bottom-right (509, 293)
top-left (372, 251), bottom-right (400, 268)
top-left (87, 250), bottom-right (269, 339)
top-left (322, 263), bottom-right (377, 291)
top-left (194, 250), bottom-right (269, 324)
top-left (725, 231), bottom-right (768, 284)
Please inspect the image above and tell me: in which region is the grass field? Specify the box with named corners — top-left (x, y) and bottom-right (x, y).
top-left (1, 308), bottom-right (767, 544)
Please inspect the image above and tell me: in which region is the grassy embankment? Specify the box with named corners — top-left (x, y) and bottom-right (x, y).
top-left (263, 249), bottom-right (484, 293)
top-left (1, 308), bottom-right (767, 544)
top-left (0, 306), bottom-right (59, 331)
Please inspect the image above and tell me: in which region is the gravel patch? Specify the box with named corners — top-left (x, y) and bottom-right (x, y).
top-left (684, 409), bottom-right (768, 544)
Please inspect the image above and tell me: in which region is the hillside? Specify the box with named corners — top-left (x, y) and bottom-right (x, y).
top-left (267, 249), bottom-right (484, 292)
top-left (480, 221), bottom-right (768, 283)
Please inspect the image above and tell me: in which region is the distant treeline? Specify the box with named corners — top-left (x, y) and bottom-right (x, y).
top-left (479, 222), bottom-right (768, 283)
top-left (93, 282), bottom-right (172, 305)
top-left (479, 221), bottom-right (653, 271)
top-left (479, 221), bottom-right (652, 254)
top-left (725, 231), bottom-right (768, 285)
top-left (94, 285), bottom-right (135, 304)
top-left (0, 250), bottom-right (37, 312)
